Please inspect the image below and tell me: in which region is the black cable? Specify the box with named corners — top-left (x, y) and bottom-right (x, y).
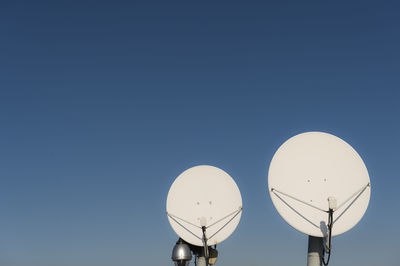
top-left (200, 226), bottom-right (210, 266)
top-left (322, 209), bottom-right (333, 266)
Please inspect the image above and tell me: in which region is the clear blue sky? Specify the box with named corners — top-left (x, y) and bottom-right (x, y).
top-left (1, 1), bottom-right (399, 265)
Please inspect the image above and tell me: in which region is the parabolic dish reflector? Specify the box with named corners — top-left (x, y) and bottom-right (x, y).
top-left (268, 132), bottom-right (371, 237)
top-left (166, 165), bottom-right (242, 246)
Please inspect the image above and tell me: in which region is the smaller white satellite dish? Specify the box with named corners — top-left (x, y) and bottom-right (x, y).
top-left (166, 165), bottom-right (242, 246)
top-left (268, 132), bottom-right (371, 237)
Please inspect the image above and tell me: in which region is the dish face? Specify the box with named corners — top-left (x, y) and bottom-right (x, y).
top-left (268, 132), bottom-right (371, 237)
top-left (167, 165), bottom-right (242, 246)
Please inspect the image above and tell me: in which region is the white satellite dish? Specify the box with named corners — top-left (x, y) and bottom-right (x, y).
top-left (268, 132), bottom-right (371, 237)
top-left (166, 165), bottom-right (242, 247)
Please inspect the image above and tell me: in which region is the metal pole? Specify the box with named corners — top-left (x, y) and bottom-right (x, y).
top-left (307, 235), bottom-right (323, 266)
top-left (196, 256), bottom-right (207, 266)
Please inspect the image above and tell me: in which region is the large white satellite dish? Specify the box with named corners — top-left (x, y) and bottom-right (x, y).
top-left (166, 165), bottom-right (242, 247)
top-left (268, 132), bottom-right (371, 237)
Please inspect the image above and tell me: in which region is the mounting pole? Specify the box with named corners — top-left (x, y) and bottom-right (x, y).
top-left (196, 256), bottom-right (207, 266)
top-left (307, 236), bottom-right (323, 266)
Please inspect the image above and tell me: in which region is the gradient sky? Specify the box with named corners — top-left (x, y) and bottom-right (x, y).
top-left (1, 1), bottom-right (399, 266)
